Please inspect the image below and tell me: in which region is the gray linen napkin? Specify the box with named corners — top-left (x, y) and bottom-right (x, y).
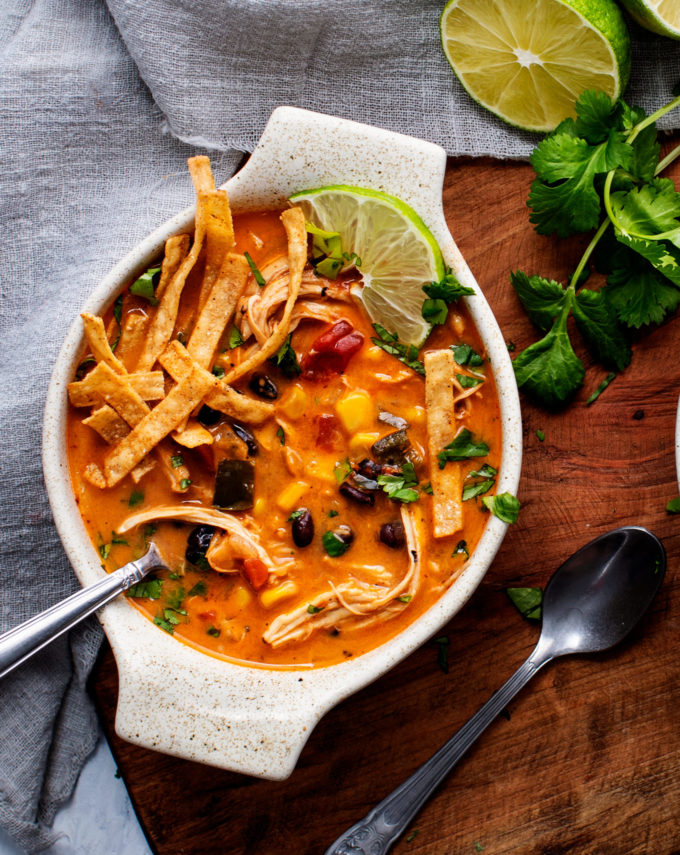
top-left (106, 0), bottom-right (680, 158)
top-left (2, 0), bottom-right (680, 852)
top-left (0, 1), bottom-right (239, 851)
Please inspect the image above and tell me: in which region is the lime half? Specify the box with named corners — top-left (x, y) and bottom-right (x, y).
top-left (290, 186), bottom-right (445, 347)
top-left (440, 0), bottom-right (631, 133)
top-left (618, 0), bottom-right (680, 38)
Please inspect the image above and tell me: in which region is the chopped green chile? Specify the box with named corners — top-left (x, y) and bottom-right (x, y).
top-left (213, 459), bottom-right (255, 510)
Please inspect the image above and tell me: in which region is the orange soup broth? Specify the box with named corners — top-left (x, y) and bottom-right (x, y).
top-left (67, 209), bottom-right (502, 669)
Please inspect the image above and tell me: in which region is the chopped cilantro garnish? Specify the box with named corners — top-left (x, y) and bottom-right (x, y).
top-left (327, 509), bottom-right (339, 518)
top-left (188, 581), bottom-right (207, 597)
top-left (585, 372), bottom-right (616, 405)
top-left (128, 490), bottom-right (144, 507)
top-left (98, 543), bottom-right (110, 560)
top-left (422, 268), bottom-right (474, 325)
top-left (244, 252), bottom-right (265, 287)
top-left (482, 492), bottom-right (521, 524)
top-left (130, 265), bottom-right (161, 305)
top-left (212, 365), bottom-right (225, 378)
top-left (452, 343), bottom-right (484, 367)
top-left (127, 579), bottom-right (163, 600)
top-left (276, 426), bottom-right (285, 446)
top-left (453, 540), bottom-right (469, 560)
top-left (536, 429), bottom-right (545, 441)
top-left (227, 325), bottom-right (244, 349)
top-left (421, 482), bottom-right (433, 495)
top-left (666, 497), bottom-right (680, 514)
top-left (377, 461), bottom-right (420, 503)
top-left (206, 626), bottom-right (221, 638)
top-left (371, 324), bottom-right (425, 376)
top-left (179, 478), bottom-right (192, 490)
top-left (462, 463), bottom-right (497, 501)
top-left (113, 294), bottom-right (123, 326)
top-left (397, 594), bottom-right (412, 603)
top-left (170, 454), bottom-right (184, 468)
top-left (271, 334), bottom-right (300, 377)
top-left (437, 428), bottom-right (489, 469)
top-left (288, 509), bottom-right (305, 521)
top-left (154, 616), bottom-right (175, 634)
top-left (506, 587), bottom-right (542, 621)
top-left (456, 373), bottom-right (483, 389)
top-left (307, 604), bottom-right (324, 614)
top-left (322, 531), bottom-right (351, 557)
top-left (334, 458), bottom-right (352, 485)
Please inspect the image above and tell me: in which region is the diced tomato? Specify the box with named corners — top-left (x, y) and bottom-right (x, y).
top-left (242, 557), bottom-right (269, 590)
top-left (198, 610), bottom-right (217, 622)
top-left (315, 413), bottom-right (342, 451)
top-left (302, 320), bottom-right (364, 379)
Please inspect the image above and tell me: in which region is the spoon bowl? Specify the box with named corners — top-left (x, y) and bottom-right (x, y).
top-left (326, 525), bottom-right (667, 855)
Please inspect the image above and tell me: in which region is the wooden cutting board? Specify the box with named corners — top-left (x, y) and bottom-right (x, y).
top-left (91, 147), bottom-right (680, 855)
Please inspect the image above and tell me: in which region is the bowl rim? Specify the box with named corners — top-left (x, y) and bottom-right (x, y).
top-left (42, 106), bottom-right (523, 778)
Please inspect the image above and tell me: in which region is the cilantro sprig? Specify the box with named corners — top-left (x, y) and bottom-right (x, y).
top-left (513, 89), bottom-right (680, 408)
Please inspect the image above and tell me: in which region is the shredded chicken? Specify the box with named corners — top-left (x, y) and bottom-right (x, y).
top-left (263, 506), bottom-right (421, 647)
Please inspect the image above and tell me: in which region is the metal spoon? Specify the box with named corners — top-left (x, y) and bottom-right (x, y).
top-left (0, 543), bottom-right (167, 679)
top-left (325, 525), bottom-right (666, 855)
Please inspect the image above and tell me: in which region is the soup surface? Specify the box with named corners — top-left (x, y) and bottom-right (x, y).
top-left (66, 160), bottom-right (502, 669)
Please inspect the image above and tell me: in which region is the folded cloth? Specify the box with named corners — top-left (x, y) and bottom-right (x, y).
top-left (0, 0), bottom-right (239, 851)
top-left (106, 0), bottom-right (680, 159)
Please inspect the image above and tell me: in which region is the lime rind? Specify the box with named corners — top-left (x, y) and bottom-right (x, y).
top-left (290, 185), bottom-right (445, 347)
top-left (617, 0), bottom-right (680, 38)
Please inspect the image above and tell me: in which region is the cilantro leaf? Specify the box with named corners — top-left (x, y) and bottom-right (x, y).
top-left (437, 428), bottom-right (489, 469)
top-left (227, 325), bottom-right (244, 349)
top-left (130, 266), bottom-right (161, 305)
top-left (244, 252), bottom-right (266, 287)
top-left (371, 324), bottom-right (425, 376)
top-left (377, 461), bottom-right (420, 503)
top-left (421, 298), bottom-right (448, 325)
top-left (611, 178), bottom-right (680, 238)
top-left (510, 271), bottom-right (569, 332)
top-left (451, 343), bottom-right (483, 367)
top-left (483, 492), bottom-right (521, 524)
top-left (615, 233), bottom-right (680, 287)
top-left (271, 334), bottom-right (301, 377)
top-left (506, 587), bottom-right (542, 620)
top-left (423, 269), bottom-right (474, 303)
top-left (629, 122), bottom-right (660, 184)
top-left (126, 579), bottom-right (163, 600)
top-left (603, 245), bottom-right (680, 328)
top-left (573, 90), bottom-right (620, 144)
top-left (512, 301), bottom-right (585, 407)
top-left (322, 530), bottom-right (351, 557)
top-left (571, 288), bottom-right (631, 371)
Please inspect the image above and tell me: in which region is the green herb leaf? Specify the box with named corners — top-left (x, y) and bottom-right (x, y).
top-left (536, 429), bottom-right (545, 442)
top-left (585, 372), bottom-right (616, 405)
top-left (571, 288), bottom-right (631, 371)
top-left (327, 509), bottom-right (339, 517)
top-left (127, 579), bottom-right (163, 600)
top-left (421, 298), bottom-right (448, 325)
top-left (128, 490), bottom-right (144, 507)
top-left (98, 543), bottom-right (111, 560)
top-left (307, 604), bottom-right (324, 614)
top-left (244, 252), bottom-right (266, 287)
top-left (398, 594), bottom-right (412, 603)
top-left (451, 343), bottom-right (483, 367)
top-left (188, 581), bottom-right (207, 597)
top-left (212, 365), bottom-right (225, 378)
top-left (166, 587), bottom-right (185, 610)
top-left (456, 373), bottom-right (482, 389)
top-left (206, 626), bottom-right (221, 638)
top-left (462, 462), bottom-right (498, 501)
top-left (276, 426), bottom-right (285, 446)
top-left (453, 540), bottom-right (469, 559)
top-left (153, 616), bottom-right (175, 634)
top-left (506, 587), bottom-right (542, 621)
top-left (371, 324), bottom-right (425, 376)
top-left (666, 497), bottom-right (680, 513)
top-left (334, 458), bottom-right (352, 484)
top-left (271, 334), bottom-right (301, 377)
top-left (437, 428), bottom-right (489, 469)
top-left (421, 481), bottom-right (433, 495)
top-left (510, 271), bottom-right (569, 333)
top-left (130, 266), bottom-right (161, 305)
top-left (322, 531), bottom-right (351, 557)
top-left (113, 294), bottom-right (124, 326)
top-left (423, 269), bottom-right (474, 303)
top-left (288, 509), bottom-right (304, 521)
top-left (227, 325), bottom-right (245, 349)
top-left (179, 478), bottom-right (192, 490)
top-left (377, 461), bottom-right (420, 503)
top-left (170, 454), bottom-right (184, 469)
top-left (483, 492), bottom-right (521, 524)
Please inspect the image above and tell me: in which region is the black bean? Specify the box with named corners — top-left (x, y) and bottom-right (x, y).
top-left (379, 520), bottom-right (406, 549)
top-left (291, 508), bottom-right (314, 547)
top-left (333, 524), bottom-right (354, 545)
top-left (339, 482), bottom-right (375, 506)
top-left (357, 458), bottom-right (383, 479)
top-left (186, 525), bottom-right (215, 566)
top-left (232, 422), bottom-right (258, 456)
top-left (249, 373), bottom-right (278, 400)
top-left (197, 405), bottom-right (222, 426)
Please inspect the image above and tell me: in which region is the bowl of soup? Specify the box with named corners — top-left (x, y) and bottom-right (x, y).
top-left (42, 107), bottom-right (522, 778)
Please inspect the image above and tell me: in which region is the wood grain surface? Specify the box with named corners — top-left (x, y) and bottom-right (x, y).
top-left (91, 149), bottom-right (680, 855)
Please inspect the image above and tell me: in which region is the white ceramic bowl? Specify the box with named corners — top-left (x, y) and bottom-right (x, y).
top-left (42, 107), bottom-right (522, 779)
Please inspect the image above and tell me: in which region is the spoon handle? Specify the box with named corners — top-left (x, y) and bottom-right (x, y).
top-left (324, 652), bottom-right (548, 855)
top-left (0, 544), bottom-right (166, 680)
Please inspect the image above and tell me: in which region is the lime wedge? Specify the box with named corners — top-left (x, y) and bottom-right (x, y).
top-left (618, 0), bottom-right (680, 38)
top-left (440, 0), bottom-right (631, 133)
top-left (290, 186), bottom-right (445, 347)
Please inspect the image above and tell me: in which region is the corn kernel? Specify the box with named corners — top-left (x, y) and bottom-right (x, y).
top-left (403, 405), bottom-right (426, 426)
top-left (231, 584), bottom-right (253, 612)
top-left (349, 432), bottom-right (380, 457)
top-left (252, 497), bottom-right (267, 518)
top-left (306, 460), bottom-right (337, 485)
top-left (279, 384), bottom-right (309, 420)
top-left (260, 580), bottom-right (299, 609)
top-left (336, 389), bottom-right (373, 433)
top-left (276, 480), bottom-right (310, 512)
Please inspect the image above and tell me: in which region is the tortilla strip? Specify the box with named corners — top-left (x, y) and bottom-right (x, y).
top-left (68, 362), bottom-right (150, 426)
top-left (187, 155), bottom-right (215, 193)
top-left (424, 349), bottom-right (463, 537)
top-left (188, 252), bottom-right (250, 369)
top-left (222, 206), bottom-right (306, 386)
top-left (135, 186), bottom-right (215, 371)
top-left (172, 421), bottom-right (214, 448)
top-left (104, 365), bottom-right (216, 486)
top-left (130, 456), bottom-right (156, 483)
top-left (160, 339), bottom-right (273, 425)
top-left (116, 312), bottom-right (149, 369)
top-left (198, 193), bottom-right (236, 312)
top-left (155, 234), bottom-right (191, 302)
top-left (82, 463), bottom-right (106, 489)
top-left (81, 313), bottom-right (126, 375)
top-left (69, 366), bottom-right (165, 408)
top-left (83, 405), bottom-right (130, 444)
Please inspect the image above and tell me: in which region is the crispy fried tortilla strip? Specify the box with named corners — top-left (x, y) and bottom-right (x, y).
top-left (187, 155), bottom-right (215, 193)
top-left (172, 421), bottom-right (214, 448)
top-left (160, 339), bottom-right (273, 425)
top-left (425, 349), bottom-right (463, 537)
top-left (69, 366), bottom-right (164, 408)
top-left (83, 463), bottom-right (106, 489)
top-left (198, 192), bottom-right (236, 311)
top-left (130, 456), bottom-right (156, 483)
top-left (82, 405), bottom-right (130, 444)
top-left (222, 206), bottom-right (306, 386)
top-left (68, 362), bottom-right (150, 426)
top-left (188, 253), bottom-right (250, 369)
top-left (116, 312), bottom-right (150, 369)
top-left (155, 234), bottom-right (191, 302)
top-left (136, 184), bottom-right (215, 371)
top-left (80, 313), bottom-right (126, 375)
top-left (104, 366), bottom-right (216, 486)
top-left (128, 371), bottom-right (166, 401)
